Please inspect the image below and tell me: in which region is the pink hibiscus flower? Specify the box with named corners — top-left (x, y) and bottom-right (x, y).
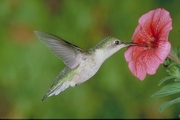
top-left (124, 8), bottom-right (172, 80)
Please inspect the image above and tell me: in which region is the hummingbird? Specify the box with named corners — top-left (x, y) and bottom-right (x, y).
top-left (34, 31), bottom-right (141, 101)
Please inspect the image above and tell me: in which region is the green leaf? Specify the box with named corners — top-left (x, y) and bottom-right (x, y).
top-left (159, 97), bottom-right (180, 112)
top-left (158, 76), bottom-right (178, 86)
top-left (163, 46), bottom-right (180, 77)
top-left (151, 83), bottom-right (180, 98)
top-left (165, 64), bottom-right (180, 77)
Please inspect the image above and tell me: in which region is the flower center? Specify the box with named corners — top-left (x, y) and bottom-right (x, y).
top-left (147, 37), bottom-right (157, 49)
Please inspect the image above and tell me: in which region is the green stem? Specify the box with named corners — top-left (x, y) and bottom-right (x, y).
top-left (167, 50), bottom-right (180, 64)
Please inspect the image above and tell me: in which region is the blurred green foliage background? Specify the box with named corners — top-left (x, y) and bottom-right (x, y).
top-left (0, 0), bottom-right (180, 118)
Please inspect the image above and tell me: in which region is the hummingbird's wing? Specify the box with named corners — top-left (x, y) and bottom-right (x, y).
top-left (34, 31), bottom-right (87, 69)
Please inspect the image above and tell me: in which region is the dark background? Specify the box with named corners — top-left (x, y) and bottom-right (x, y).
top-left (0, 0), bottom-right (180, 118)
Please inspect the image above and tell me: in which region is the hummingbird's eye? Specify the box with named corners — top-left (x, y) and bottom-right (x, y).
top-left (115, 40), bottom-right (120, 45)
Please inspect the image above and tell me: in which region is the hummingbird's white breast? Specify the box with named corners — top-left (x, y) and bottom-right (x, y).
top-left (70, 49), bottom-right (106, 86)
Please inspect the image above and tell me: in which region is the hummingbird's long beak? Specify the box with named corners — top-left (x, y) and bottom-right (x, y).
top-left (123, 42), bottom-right (147, 47)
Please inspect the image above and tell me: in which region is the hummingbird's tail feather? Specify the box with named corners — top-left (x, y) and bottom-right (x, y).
top-left (41, 93), bottom-right (49, 102)
top-left (41, 81), bottom-right (72, 101)
top-left (41, 66), bottom-right (76, 101)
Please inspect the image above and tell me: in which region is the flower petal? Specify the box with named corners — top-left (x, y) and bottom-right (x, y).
top-left (124, 46), bottom-right (133, 62)
top-left (125, 47), bottom-right (147, 80)
top-left (128, 60), bottom-right (146, 80)
top-left (155, 40), bottom-right (171, 62)
top-left (144, 50), bottom-right (162, 74)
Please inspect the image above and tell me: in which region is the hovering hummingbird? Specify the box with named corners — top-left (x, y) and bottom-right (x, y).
top-left (34, 31), bottom-right (141, 101)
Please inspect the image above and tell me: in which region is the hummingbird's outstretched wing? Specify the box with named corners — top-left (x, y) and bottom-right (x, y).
top-left (34, 31), bottom-right (87, 69)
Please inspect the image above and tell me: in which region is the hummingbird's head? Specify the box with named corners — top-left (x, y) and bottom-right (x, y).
top-left (95, 36), bottom-right (134, 51)
top-left (91, 36), bottom-right (143, 62)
